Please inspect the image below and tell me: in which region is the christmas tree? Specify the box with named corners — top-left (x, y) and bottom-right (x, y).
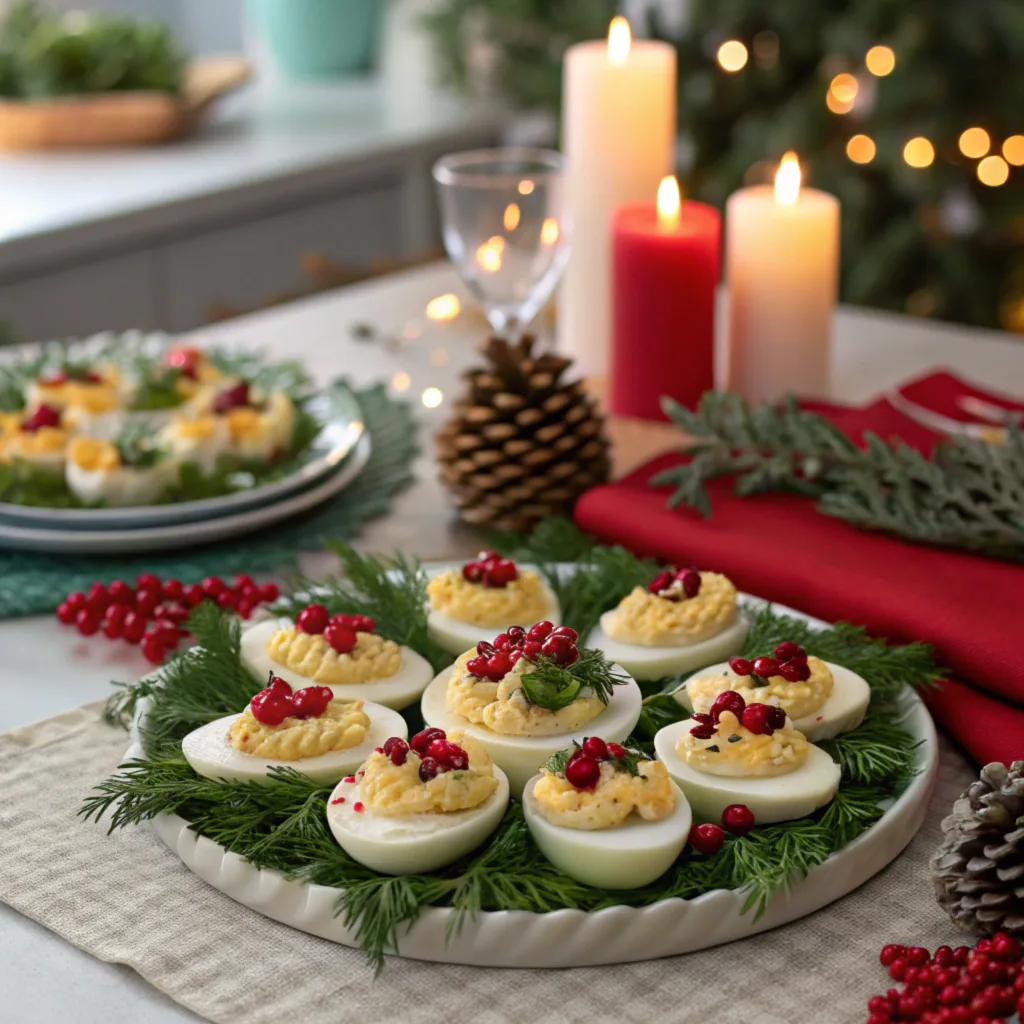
top-left (426, 0), bottom-right (1024, 333)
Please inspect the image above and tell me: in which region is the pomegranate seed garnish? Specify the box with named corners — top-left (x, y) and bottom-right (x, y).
top-left (353, 802), bottom-right (364, 813)
top-left (688, 823), bottom-right (725, 855)
top-left (75, 608), bottom-right (99, 636)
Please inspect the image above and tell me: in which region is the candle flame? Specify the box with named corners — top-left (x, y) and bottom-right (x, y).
top-left (657, 175), bottom-right (681, 231)
top-left (774, 151), bottom-right (801, 205)
top-left (540, 217), bottom-right (561, 246)
top-left (608, 16), bottom-right (631, 66)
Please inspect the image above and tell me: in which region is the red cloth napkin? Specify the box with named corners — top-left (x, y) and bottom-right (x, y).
top-left (575, 372), bottom-right (1024, 765)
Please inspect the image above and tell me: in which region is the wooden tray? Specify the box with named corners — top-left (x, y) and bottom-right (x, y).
top-left (0, 55), bottom-right (251, 150)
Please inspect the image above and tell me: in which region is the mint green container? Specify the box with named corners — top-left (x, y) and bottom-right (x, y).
top-left (247, 0), bottom-right (382, 79)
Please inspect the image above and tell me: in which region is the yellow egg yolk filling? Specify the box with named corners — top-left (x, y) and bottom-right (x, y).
top-left (0, 426), bottom-right (69, 463)
top-left (67, 436), bottom-right (121, 472)
top-left (676, 710), bottom-right (809, 778)
top-left (688, 656), bottom-right (834, 721)
top-left (427, 569), bottom-right (552, 628)
top-left (533, 759), bottom-right (676, 830)
top-left (603, 572), bottom-right (738, 647)
top-left (33, 374), bottom-right (121, 414)
top-left (359, 732), bottom-right (498, 815)
top-left (267, 628), bottom-right (401, 684)
top-left (228, 699), bottom-right (369, 759)
top-left (446, 651), bottom-right (604, 737)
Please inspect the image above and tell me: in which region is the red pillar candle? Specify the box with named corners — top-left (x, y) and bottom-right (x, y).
top-left (610, 176), bottom-right (721, 419)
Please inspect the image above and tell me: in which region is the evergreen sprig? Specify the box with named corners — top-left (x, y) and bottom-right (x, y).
top-left (652, 392), bottom-right (1024, 562)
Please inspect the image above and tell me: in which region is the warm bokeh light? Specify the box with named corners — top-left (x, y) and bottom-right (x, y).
top-left (865, 45), bottom-right (895, 76)
top-left (977, 155), bottom-right (1010, 187)
top-left (903, 137), bottom-right (935, 168)
top-left (540, 217), bottom-right (561, 246)
top-left (717, 40), bottom-right (748, 72)
top-left (1002, 135), bottom-right (1024, 166)
top-left (958, 127), bottom-right (991, 159)
top-left (846, 134), bottom-right (876, 164)
top-left (657, 175), bottom-right (681, 231)
top-left (476, 237), bottom-right (505, 272)
top-left (608, 16), bottom-right (631, 66)
top-left (826, 90), bottom-right (854, 115)
top-left (829, 73), bottom-right (858, 104)
top-left (425, 293), bottom-right (461, 322)
top-left (518, 179), bottom-right (535, 195)
top-left (774, 152), bottom-right (801, 205)
top-left (503, 202), bottom-right (521, 232)
top-left (421, 387), bottom-right (444, 409)
top-left (391, 371), bottom-right (411, 393)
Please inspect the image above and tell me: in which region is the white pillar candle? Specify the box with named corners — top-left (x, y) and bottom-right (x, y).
top-left (558, 17), bottom-right (676, 376)
top-left (725, 153), bottom-right (840, 403)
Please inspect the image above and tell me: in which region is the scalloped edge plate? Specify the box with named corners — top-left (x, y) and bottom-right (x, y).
top-left (133, 596), bottom-right (938, 968)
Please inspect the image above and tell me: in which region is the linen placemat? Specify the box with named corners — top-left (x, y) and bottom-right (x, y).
top-left (0, 382), bottom-right (417, 619)
top-left (0, 702), bottom-right (977, 1024)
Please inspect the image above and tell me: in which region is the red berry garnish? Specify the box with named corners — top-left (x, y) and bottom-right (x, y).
top-left (521, 640), bottom-right (543, 661)
top-left (66, 591), bottom-right (87, 611)
top-left (689, 712), bottom-right (716, 739)
top-left (324, 620), bottom-right (357, 654)
top-left (492, 632), bottom-right (512, 651)
top-left (751, 656), bottom-right (781, 678)
top-left (141, 634), bottom-right (169, 665)
top-left (122, 611), bottom-right (146, 644)
top-left (476, 640), bottom-right (495, 656)
top-left (541, 633), bottom-right (578, 666)
top-left (952, 947), bottom-right (970, 966)
top-left (86, 581), bottom-right (110, 614)
top-left (21, 403), bottom-right (62, 432)
top-left (527, 621), bottom-right (554, 641)
top-left (107, 580), bottom-right (134, 604)
top-left (386, 738), bottom-right (409, 766)
top-left (348, 615), bottom-right (375, 634)
top-left (216, 589), bottom-right (239, 611)
top-left (607, 742), bottom-right (626, 759)
top-left (679, 569), bottom-right (701, 598)
top-left (257, 582), bottom-right (280, 603)
top-left (56, 600), bottom-right (76, 624)
top-left (582, 737), bottom-right (608, 760)
top-left (462, 561), bottom-right (484, 583)
top-left (648, 570), bottom-right (673, 594)
top-left (200, 576), bottom-right (226, 599)
top-left (485, 651), bottom-right (512, 678)
top-left (740, 703), bottom-right (777, 735)
top-left (135, 573), bottom-right (161, 592)
top-left (290, 686), bottom-right (333, 719)
top-left (296, 603), bottom-right (330, 634)
top-left (103, 604), bottom-right (128, 639)
top-left (550, 625), bottom-right (579, 642)
top-left (483, 558), bottom-right (518, 587)
top-left (991, 932), bottom-right (1020, 960)
top-left (236, 598), bottom-right (255, 620)
top-left (213, 381), bottom-right (251, 413)
top-left (709, 690), bottom-right (746, 722)
top-left (418, 757), bottom-right (441, 781)
top-left (889, 958), bottom-right (908, 981)
top-left (778, 660), bottom-right (805, 682)
top-left (880, 944), bottom-right (907, 967)
top-left (75, 608), bottom-right (99, 636)
top-left (134, 588), bottom-right (160, 617)
top-left (721, 804), bottom-right (756, 836)
top-left (162, 579), bottom-right (184, 601)
top-left (773, 641), bottom-right (803, 661)
top-left (410, 727), bottom-right (445, 754)
top-left (234, 573), bottom-right (256, 594)
top-left (39, 370), bottom-right (68, 386)
top-left (767, 705), bottom-right (787, 730)
top-left (728, 657), bottom-right (753, 676)
top-left (688, 823), bottom-right (725, 855)
top-left (907, 946), bottom-right (931, 966)
top-left (182, 583), bottom-right (204, 607)
top-left (466, 655), bottom-right (490, 678)
top-left (250, 691), bottom-right (292, 726)
top-left (564, 753), bottom-right (601, 789)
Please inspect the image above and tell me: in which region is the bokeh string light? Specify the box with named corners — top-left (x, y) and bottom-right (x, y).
top-left (846, 134), bottom-right (876, 164)
top-left (977, 155), bottom-right (1009, 187)
top-left (958, 128), bottom-right (990, 159)
top-left (903, 137), bottom-right (935, 168)
top-left (865, 45), bottom-right (895, 76)
top-left (717, 40), bottom-right (748, 72)
top-left (1002, 136), bottom-right (1024, 166)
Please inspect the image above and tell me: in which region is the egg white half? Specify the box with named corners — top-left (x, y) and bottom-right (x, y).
top-left (66, 459), bottom-right (177, 508)
top-left (425, 571), bottom-right (562, 657)
top-left (654, 720), bottom-right (841, 824)
top-left (522, 775), bottom-right (691, 889)
top-left (326, 765), bottom-right (510, 874)
top-left (419, 666), bottom-right (643, 797)
top-left (673, 660), bottom-right (872, 742)
top-left (62, 407), bottom-right (126, 441)
top-left (239, 618), bottom-right (435, 710)
top-left (182, 702), bottom-right (407, 784)
top-left (586, 613), bottom-right (749, 682)
top-left (160, 417), bottom-right (230, 475)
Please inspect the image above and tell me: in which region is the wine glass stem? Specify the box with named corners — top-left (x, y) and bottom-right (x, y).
top-left (489, 312), bottom-right (522, 343)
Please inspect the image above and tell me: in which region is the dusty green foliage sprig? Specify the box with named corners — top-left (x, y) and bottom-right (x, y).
top-left (520, 647), bottom-right (625, 710)
top-left (86, 532), bottom-right (935, 972)
top-left (653, 392), bottom-right (1024, 562)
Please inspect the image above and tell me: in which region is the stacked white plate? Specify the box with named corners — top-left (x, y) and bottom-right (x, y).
top-left (0, 386), bottom-right (370, 555)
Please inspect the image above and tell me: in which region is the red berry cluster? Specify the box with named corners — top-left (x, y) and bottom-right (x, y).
top-left (402, 727), bottom-right (471, 781)
top-left (39, 368), bottom-right (102, 386)
top-left (250, 676), bottom-right (332, 725)
top-left (461, 549), bottom-right (518, 588)
top-left (56, 574), bottom-right (280, 665)
top-left (648, 565), bottom-right (701, 600)
top-left (294, 603), bottom-right (375, 655)
top-left (563, 736), bottom-right (628, 790)
top-left (165, 346), bottom-right (202, 379)
top-left (466, 621), bottom-right (580, 681)
top-left (21, 403), bottom-right (63, 432)
top-left (213, 380), bottom-right (252, 414)
top-left (690, 690), bottom-right (786, 739)
top-left (866, 933), bottom-right (1024, 1023)
top-left (729, 641), bottom-right (811, 684)
top-left (688, 803), bottom-right (757, 854)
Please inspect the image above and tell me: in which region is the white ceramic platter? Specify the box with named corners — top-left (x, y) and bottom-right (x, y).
top-left (132, 596), bottom-right (939, 968)
top-left (0, 431), bottom-right (371, 555)
top-left (0, 386), bottom-right (364, 530)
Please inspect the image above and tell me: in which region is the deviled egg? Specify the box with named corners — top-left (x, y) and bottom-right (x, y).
top-left (654, 693), bottom-right (841, 824)
top-left (65, 436), bottom-right (177, 507)
top-left (675, 642), bottom-right (871, 742)
top-left (587, 566), bottom-right (748, 681)
top-left (426, 551), bottom-right (561, 656)
top-left (239, 604), bottom-right (435, 710)
top-left (0, 404), bottom-right (70, 471)
top-left (182, 676), bottom-right (406, 784)
top-left (28, 365), bottom-right (125, 439)
top-left (523, 737), bottom-right (691, 889)
top-left (326, 727), bottom-right (510, 874)
top-left (160, 411), bottom-right (230, 474)
top-left (162, 345), bottom-right (224, 400)
top-left (420, 622), bottom-right (642, 795)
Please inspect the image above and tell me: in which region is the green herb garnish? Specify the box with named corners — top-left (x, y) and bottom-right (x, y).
top-left (519, 647), bottom-right (625, 710)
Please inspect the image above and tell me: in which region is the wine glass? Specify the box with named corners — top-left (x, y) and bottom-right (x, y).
top-left (432, 148), bottom-right (571, 341)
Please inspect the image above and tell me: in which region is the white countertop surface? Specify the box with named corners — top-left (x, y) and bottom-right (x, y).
top-left (1, 263), bottom-right (1022, 1021)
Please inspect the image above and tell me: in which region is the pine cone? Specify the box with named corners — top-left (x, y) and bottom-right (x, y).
top-left (435, 336), bottom-right (611, 533)
top-left (931, 760), bottom-right (1024, 937)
